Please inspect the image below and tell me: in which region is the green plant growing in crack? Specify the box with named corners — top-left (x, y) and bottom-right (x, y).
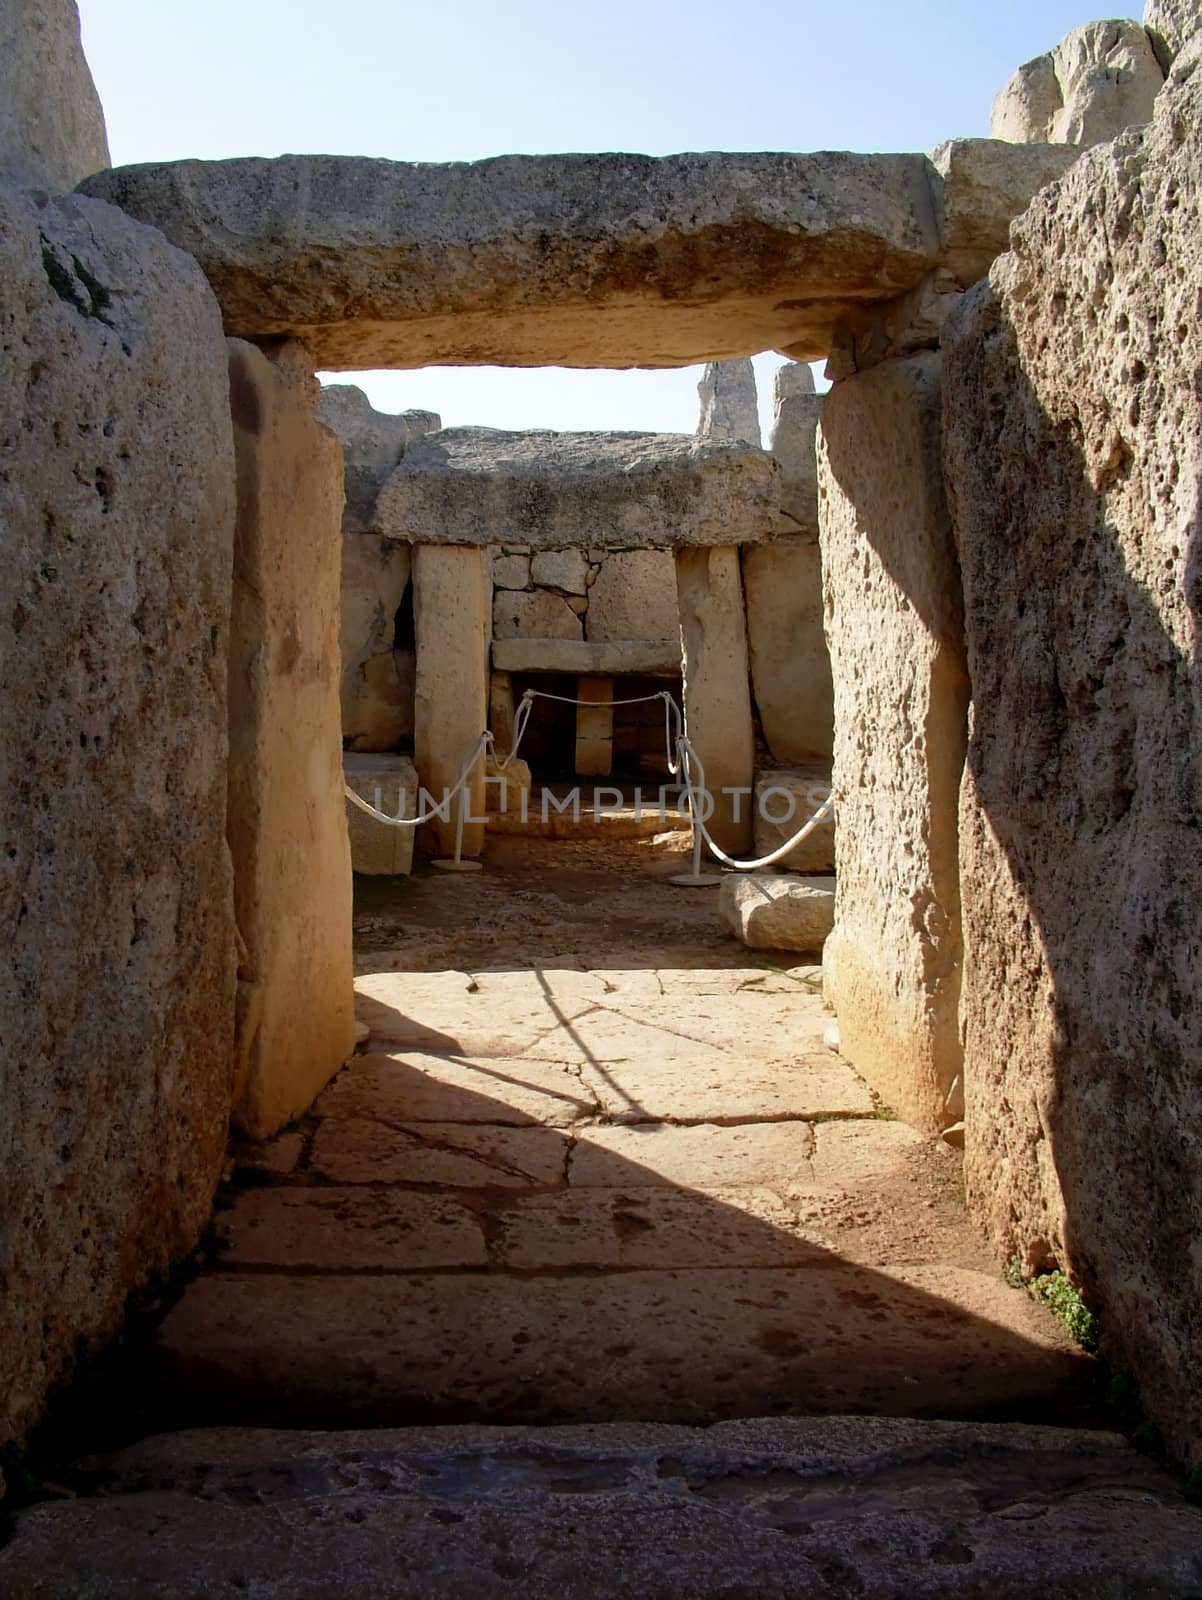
top-left (1032, 1271), bottom-right (1100, 1352)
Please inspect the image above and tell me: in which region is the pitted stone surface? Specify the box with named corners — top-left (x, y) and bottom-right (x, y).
top-left (585, 550), bottom-right (678, 642)
top-left (80, 150), bottom-right (943, 368)
top-left (0, 0), bottom-right (109, 192)
top-left (376, 427), bottom-right (785, 549)
top-left (944, 52), bottom-right (1202, 1465)
top-left (317, 383), bottom-right (440, 534)
top-left (719, 874), bottom-right (836, 953)
top-left (991, 21), bottom-right (1165, 146)
top-left (0, 182), bottom-right (236, 1455)
top-left (696, 358), bottom-right (761, 446)
top-left (4, 1419), bottom-right (1200, 1600)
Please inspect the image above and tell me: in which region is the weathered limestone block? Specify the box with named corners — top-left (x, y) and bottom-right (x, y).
top-left (743, 540), bottom-right (834, 765)
top-left (80, 151), bottom-right (942, 368)
top-left (530, 548), bottom-right (589, 593)
top-left (492, 551), bottom-right (531, 590)
top-left (991, 21), bottom-right (1165, 146)
top-left (575, 678), bottom-right (614, 778)
top-left (929, 139), bottom-right (1082, 288)
top-left (753, 768), bottom-right (836, 875)
top-left (0, 184), bottom-right (236, 1455)
top-left (227, 341), bottom-right (355, 1140)
top-left (316, 384), bottom-right (439, 534)
top-left (413, 544), bottom-right (489, 858)
top-left (943, 59), bottom-right (1202, 1464)
top-left (818, 354), bottom-right (969, 1135)
top-left (1145, 0), bottom-right (1201, 64)
top-left (675, 548), bottom-right (755, 854)
top-left (0, 0), bottom-right (109, 192)
top-left (769, 362), bottom-right (822, 533)
top-left (377, 428), bottom-right (786, 549)
top-left (491, 638), bottom-right (680, 676)
top-left (719, 875), bottom-right (836, 952)
top-left (826, 268), bottom-right (964, 381)
top-left (489, 671), bottom-right (517, 754)
top-left (340, 534), bottom-right (413, 751)
top-left (696, 359), bottom-right (760, 446)
top-left (344, 754), bottom-right (418, 876)
top-left (586, 551), bottom-right (679, 642)
top-left (493, 588), bottom-right (583, 641)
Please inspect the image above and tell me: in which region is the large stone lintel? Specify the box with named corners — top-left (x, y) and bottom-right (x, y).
top-left (80, 150), bottom-right (939, 367)
top-left (492, 638), bottom-right (680, 676)
top-left (81, 143), bottom-right (1086, 368)
top-left (377, 428), bottom-right (783, 548)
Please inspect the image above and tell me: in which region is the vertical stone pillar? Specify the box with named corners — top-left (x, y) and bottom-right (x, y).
top-left (227, 340), bottom-right (355, 1140)
top-left (489, 669), bottom-right (517, 754)
top-left (413, 543), bottom-right (489, 858)
top-left (576, 676), bottom-right (614, 776)
top-left (675, 547), bottom-right (755, 854)
top-left (817, 352), bottom-right (968, 1134)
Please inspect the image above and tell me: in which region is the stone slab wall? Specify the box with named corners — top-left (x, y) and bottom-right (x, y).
top-left (492, 545), bottom-right (678, 653)
top-left (227, 341), bottom-right (355, 1141)
top-left (944, 54), bottom-right (1202, 1464)
top-left (0, 185), bottom-right (237, 1453)
top-left (818, 353), bottom-right (969, 1134)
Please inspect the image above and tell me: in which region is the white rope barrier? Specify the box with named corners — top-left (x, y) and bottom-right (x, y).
top-left (343, 732), bottom-right (490, 828)
top-left (343, 686), bottom-right (834, 880)
top-left (676, 735), bottom-right (834, 875)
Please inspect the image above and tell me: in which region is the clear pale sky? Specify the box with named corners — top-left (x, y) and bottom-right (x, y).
top-left (77, 0), bottom-right (1100, 436)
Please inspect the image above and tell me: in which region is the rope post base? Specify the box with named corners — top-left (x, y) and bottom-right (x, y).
top-left (668, 869), bottom-right (723, 888)
top-left (432, 858), bottom-right (484, 873)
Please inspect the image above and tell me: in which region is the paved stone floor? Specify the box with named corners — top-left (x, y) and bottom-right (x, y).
top-left (154, 839), bottom-right (1096, 1431)
top-left (8, 840), bottom-right (1202, 1596)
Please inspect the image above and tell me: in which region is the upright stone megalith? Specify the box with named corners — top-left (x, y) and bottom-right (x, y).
top-left (696, 359), bottom-right (761, 447)
top-left (413, 544), bottom-right (490, 859)
top-left (0, 0), bottom-right (110, 192)
top-left (0, 183), bottom-right (236, 1455)
top-left (675, 547), bottom-right (756, 855)
top-left (944, 53), bottom-right (1202, 1464)
top-left (818, 353), bottom-right (969, 1134)
top-left (227, 340), bottom-right (355, 1140)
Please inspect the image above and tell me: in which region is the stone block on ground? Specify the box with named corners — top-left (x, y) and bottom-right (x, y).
top-left (753, 767), bottom-right (835, 872)
top-left (344, 753), bottom-right (418, 875)
top-left (719, 875), bottom-right (836, 953)
top-left (0, 181), bottom-right (236, 1455)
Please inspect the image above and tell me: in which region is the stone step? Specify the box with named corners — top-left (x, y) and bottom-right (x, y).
top-left (5, 1417), bottom-right (1199, 1598)
top-left (150, 1264), bottom-right (1093, 1432)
